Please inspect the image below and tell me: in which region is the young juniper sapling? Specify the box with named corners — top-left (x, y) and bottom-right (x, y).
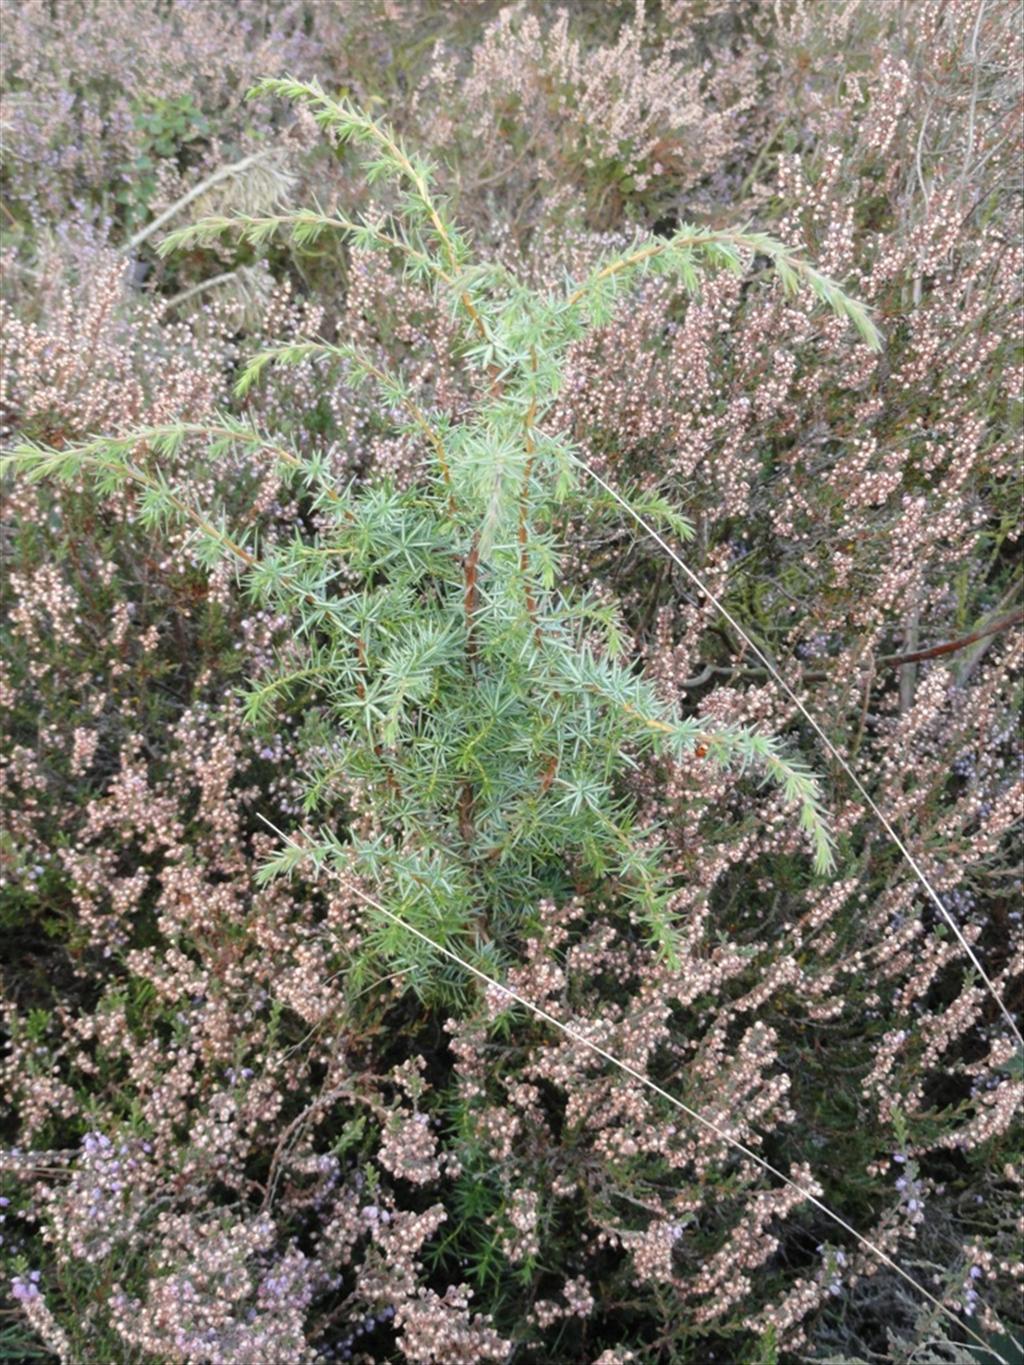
top-left (3, 77), bottom-right (885, 1002)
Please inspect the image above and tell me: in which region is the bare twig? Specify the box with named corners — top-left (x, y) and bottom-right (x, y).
top-left (678, 607), bottom-right (1024, 686)
top-left (886, 608), bottom-right (1023, 667)
top-left (126, 148), bottom-right (280, 252)
top-left (899, 607), bottom-right (920, 714)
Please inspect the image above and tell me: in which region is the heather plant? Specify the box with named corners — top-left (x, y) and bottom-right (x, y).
top-left (2, 6), bottom-right (1022, 1365)
top-left (0, 0), bottom-right (308, 228)
top-left (415, 0), bottom-right (761, 231)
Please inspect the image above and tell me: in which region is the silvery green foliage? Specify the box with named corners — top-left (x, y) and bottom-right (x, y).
top-left (4, 78), bottom-right (883, 999)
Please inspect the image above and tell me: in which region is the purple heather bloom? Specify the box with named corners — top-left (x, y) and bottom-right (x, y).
top-left (11, 1274), bottom-right (41, 1302)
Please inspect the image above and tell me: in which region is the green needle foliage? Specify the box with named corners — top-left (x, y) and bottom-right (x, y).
top-left (3, 77), bottom-right (884, 1000)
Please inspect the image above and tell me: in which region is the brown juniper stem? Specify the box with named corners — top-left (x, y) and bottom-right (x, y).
top-left (463, 531), bottom-right (481, 663)
top-left (459, 531), bottom-right (483, 896)
top-left (518, 351), bottom-right (541, 639)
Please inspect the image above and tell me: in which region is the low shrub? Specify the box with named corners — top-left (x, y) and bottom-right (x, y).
top-left (1, 6), bottom-right (1020, 1364)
